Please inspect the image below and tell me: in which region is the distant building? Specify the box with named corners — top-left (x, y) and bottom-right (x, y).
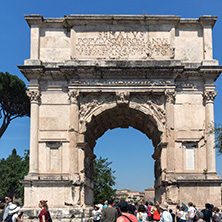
top-left (115, 189), bottom-right (130, 200)
top-left (144, 187), bottom-right (155, 203)
top-left (115, 187), bottom-right (154, 203)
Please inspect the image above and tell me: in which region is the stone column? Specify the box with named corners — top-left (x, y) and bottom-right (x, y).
top-left (165, 90), bottom-right (176, 172)
top-left (203, 90), bottom-right (217, 173)
top-left (27, 90), bottom-right (41, 176)
top-left (78, 145), bottom-right (85, 206)
top-left (68, 90), bottom-right (80, 180)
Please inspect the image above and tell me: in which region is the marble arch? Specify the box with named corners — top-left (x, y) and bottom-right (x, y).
top-left (18, 14), bottom-right (222, 220)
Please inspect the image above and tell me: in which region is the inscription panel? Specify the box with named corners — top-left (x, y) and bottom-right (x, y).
top-left (72, 27), bottom-right (174, 60)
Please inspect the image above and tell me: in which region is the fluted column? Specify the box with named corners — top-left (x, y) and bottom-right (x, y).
top-left (68, 91), bottom-right (80, 179)
top-left (27, 90), bottom-right (41, 175)
top-left (203, 90), bottom-right (217, 173)
top-left (165, 90), bottom-right (176, 172)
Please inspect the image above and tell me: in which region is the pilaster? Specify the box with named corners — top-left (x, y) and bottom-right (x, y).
top-left (68, 90), bottom-right (80, 181)
top-left (165, 90), bottom-right (176, 172)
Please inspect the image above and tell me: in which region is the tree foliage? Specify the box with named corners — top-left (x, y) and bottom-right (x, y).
top-left (93, 157), bottom-right (116, 204)
top-left (0, 149), bottom-right (29, 200)
top-left (0, 72), bottom-right (30, 138)
top-left (213, 124), bottom-right (222, 154)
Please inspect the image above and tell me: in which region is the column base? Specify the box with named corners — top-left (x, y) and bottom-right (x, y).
top-left (155, 172), bottom-right (222, 208)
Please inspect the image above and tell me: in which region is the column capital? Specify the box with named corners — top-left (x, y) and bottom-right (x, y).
top-left (68, 90), bottom-right (79, 105)
top-left (27, 90), bottom-right (41, 103)
top-left (203, 90), bottom-right (217, 103)
top-left (165, 90), bottom-right (176, 104)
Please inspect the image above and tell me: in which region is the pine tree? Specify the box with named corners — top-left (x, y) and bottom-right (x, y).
top-left (93, 157), bottom-right (116, 203)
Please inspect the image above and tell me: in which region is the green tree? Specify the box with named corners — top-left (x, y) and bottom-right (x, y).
top-left (0, 72), bottom-right (30, 138)
top-left (93, 157), bottom-right (116, 203)
top-left (0, 149), bottom-right (29, 201)
top-left (214, 124), bottom-right (222, 154)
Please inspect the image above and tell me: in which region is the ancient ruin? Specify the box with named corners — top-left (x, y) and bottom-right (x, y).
top-left (18, 14), bottom-right (222, 220)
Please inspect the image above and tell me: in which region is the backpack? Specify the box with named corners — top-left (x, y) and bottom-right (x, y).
top-left (5, 214), bottom-right (16, 222)
top-left (150, 206), bottom-right (155, 215)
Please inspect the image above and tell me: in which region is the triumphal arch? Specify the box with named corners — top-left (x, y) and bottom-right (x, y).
top-left (19, 15), bottom-right (222, 219)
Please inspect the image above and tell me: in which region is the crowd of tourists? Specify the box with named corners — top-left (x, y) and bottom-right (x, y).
top-left (0, 194), bottom-right (221, 222)
top-left (92, 199), bottom-right (222, 222)
top-left (0, 194), bottom-right (52, 222)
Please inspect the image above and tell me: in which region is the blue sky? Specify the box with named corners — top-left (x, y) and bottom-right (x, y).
top-left (0, 0), bottom-right (222, 191)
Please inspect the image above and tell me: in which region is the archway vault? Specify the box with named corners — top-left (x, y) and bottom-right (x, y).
top-left (85, 105), bottom-right (163, 150)
top-left (78, 92), bottom-right (166, 152)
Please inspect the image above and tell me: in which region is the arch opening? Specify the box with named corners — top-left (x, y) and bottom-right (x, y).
top-left (81, 105), bottom-right (166, 204)
top-left (94, 127), bottom-right (155, 194)
top-left (84, 105), bottom-right (163, 151)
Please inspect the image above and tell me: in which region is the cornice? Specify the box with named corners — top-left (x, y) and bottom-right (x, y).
top-left (18, 61), bottom-right (222, 82)
top-left (24, 14), bottom-right (217, 28)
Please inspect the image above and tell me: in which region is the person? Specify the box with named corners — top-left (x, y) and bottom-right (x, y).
top-left (128, 201), bottom-right (136, 216)
top-left (101, 199), bottom-right (118, 222)
top-left (177, 206), bottom-right (187, 222)
top-left (38, 200), bottom-right (51, 222)
top-left (169, 210), bottom-right (175, 222)
top-left (201, 203), bottom-right (212, 222)
top-left (153, 203), bottom-right (161, 222)
top-left (193, 205), bottom-right (198, 222)
top-left (117, 201), bottom-right (137, 222)
top-left (113, 200), bottom-right (120, 217)
top-left (136, 205), bottom-right (148, 222)
top-left (92, 205), bottom-right (102, 222)
top-left (0, 203), bottom-right (5, 222)
top-left (98, 200), bottom-right (104, 212)
top-left (175, 206), bottom-right (180, 222)
top-left (144, 202), bottom-right (149, 211)
top-left (159, 202), bottom-right (172, 222)
top-left (2, 195), bottom-right (13, 222)
top-left (212, 207), bottom-right (221, 222)
top-left (196, 212), bottom-right (206, 222)
top-left (188, 202), bottom-right (196, 222)
top-left (148, 202), bottom-right (155, 222)
top-left (103, 201), bottom-right (108, 209)
top-left (7, 203), bottom-right (24, 222)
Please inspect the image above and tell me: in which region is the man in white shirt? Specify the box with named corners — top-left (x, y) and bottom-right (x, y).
top-left (188, 202), bottom-right (196, 222)
top-left (2, 195), bottom-right (13, 222)
top-left (159, 202), bottom-right (172, 222)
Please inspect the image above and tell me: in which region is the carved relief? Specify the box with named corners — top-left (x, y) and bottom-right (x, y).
top-left (203, 91), bottom-right (217, 103)
top-left (68, 90), bottom-right (79, 104)
top-left (84, 156), bottom-right (94, 180)
top-left (79, 94), bottom-right (115, 123)
top-left (70, 79), bottom-right (173, 86)
top-left (131, 94), bottom-right (166, 125)
top-left (27, 91), bottom-right (41, 102)
top-left (166, 185), bottom-right (179, 204)
top-left (165, 90), bottom-right (176, 104)
top-left (116, 91), bottom-right (130, 105)
top-left (75, 31), bottom-right (174, 60)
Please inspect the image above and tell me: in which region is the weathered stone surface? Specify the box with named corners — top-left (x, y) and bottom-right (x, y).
top-left (18, 14), bottom-right (222, 219)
